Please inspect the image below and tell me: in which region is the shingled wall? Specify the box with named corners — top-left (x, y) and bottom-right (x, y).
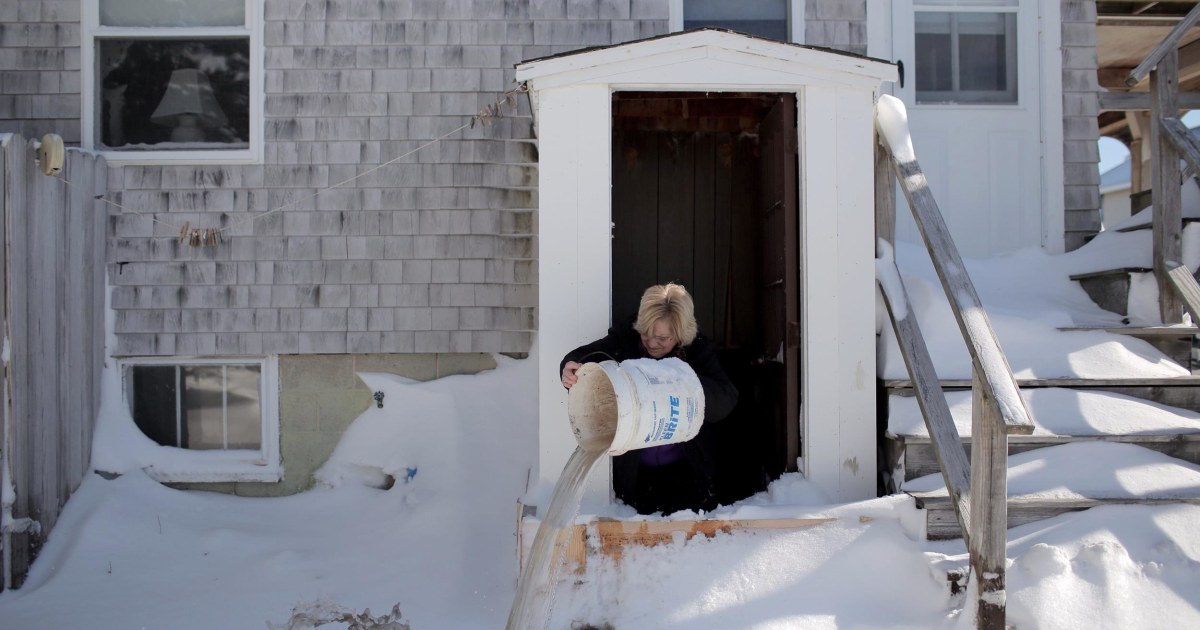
top-left (99, 0), bottom-right (667, 358)
top-left (0, 0), bottom-right (874, 359)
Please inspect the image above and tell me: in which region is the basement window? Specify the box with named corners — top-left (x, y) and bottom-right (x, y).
top-left (123, 357), bottom-right (280, 482)
top-left (83, 0), bottom-right (263, 164)
top-left (914, 0), bottom-right (1018, 104)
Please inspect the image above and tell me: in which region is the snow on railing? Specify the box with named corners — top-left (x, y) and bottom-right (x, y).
top-left (874, 94), bottom-right (1035, 630)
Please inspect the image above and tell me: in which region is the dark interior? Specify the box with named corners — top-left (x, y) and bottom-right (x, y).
top-left (610, 91), bottom-right (801, 505)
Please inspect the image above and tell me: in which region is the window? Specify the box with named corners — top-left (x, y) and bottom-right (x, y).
top-left (671, 0), bottom-right (802, 43)
top-left (123, 358), bottom-right (280, 482)
top-left (914, 0), bottom-right (1018, 104)
top-left (84, 0), bottom-right (262, 164)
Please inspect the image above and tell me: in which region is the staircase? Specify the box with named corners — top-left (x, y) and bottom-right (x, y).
top-left (885, 368), bottom-right (1200, 539)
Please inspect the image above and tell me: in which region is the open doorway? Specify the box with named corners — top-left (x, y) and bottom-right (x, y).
top-left (610, 91), bottom-right (800, 505)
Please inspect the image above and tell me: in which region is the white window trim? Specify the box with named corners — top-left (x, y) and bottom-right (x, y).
top-left (81, 1), bottom-right (264, 166)
top-left (120, 356), bottom-right (280, 483)
top-left (669, 0), bottom-right (806, 44)
top-left (911, 1), bottom-right (1021, 106)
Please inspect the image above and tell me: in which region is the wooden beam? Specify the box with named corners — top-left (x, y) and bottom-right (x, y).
top-left (969, 372), bottom-right (1008, 629)
top-left (1162, 115), bottom-right (1200, 178)
top-left (1151, 54), bottom-right (1185, 323)
top-left (886, 376), bottom-right (1200, 388)
top-left (1127, 2), bottom-right (1200, 86)
top-left (874, 135), bottom-right (895, 247)
top-left (517, 513), bottom-right (840, 571)
top-left (1099, 67), bottom-right (1138, 90)
top-left (1166, 263), bottom-right (1200, 324)
top-left (1098, 91), bottom-right (1200, 110)
top-left (591, 517), bottom-right (837, 562)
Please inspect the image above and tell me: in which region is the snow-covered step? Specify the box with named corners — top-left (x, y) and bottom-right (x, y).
top-left (885, 376), bottom-right (1200, 412)
top-left (1056, 325), bottom-right (1197, 369)
top-left (1067, 267), bottom-right (1151, 316)
top-left (886, 387), bottom-right (1200, 481)
top-left (905, 442), bottom-right (1200, 540)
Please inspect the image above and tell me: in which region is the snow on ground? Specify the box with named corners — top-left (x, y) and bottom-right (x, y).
top-left (4, 213), bottom-right (1200, 627)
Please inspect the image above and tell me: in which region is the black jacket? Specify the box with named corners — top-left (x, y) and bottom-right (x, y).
top-left (560, 321), bottom-right (738, 508)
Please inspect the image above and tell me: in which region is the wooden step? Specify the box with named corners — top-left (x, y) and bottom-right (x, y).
top-left (885, 376), bottom-right (1200, 412)
top-left (911, 493), bottom-right (1200, 540)
top-left (893, 433), bottom-right (1200, 481)
top-left (1114, 215), bottom-right (1200, 233)
top-left (1056, 325), bottom-right (1197, 370)
top-left (1067, 267), bottom-right (1151, 316)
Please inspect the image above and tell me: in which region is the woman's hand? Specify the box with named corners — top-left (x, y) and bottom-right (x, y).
top-left (562, 361), bottom-right (582, 389)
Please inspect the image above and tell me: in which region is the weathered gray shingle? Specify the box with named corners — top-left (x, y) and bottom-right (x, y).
top-left (11, 0), bottom-right (658, 357)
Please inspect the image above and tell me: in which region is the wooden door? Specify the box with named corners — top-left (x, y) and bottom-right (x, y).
top-left (610, 91), bottom-right (800, 494)
top-left (758, 96), bottom-right (800, 474)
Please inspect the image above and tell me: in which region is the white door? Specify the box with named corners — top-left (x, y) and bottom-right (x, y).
top-left (891, 0), bottom-right (1044, 256)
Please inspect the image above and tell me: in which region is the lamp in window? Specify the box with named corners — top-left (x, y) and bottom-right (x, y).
top-left (150, 68), bottom-right (227, 142)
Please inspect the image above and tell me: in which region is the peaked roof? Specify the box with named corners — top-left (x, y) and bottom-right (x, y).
top-left (515, 27), bottom-right (898, 85)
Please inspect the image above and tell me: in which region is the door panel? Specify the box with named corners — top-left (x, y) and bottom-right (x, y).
top-left (759, 96), bottom-right (800, 474)
top-left (891, 0), bottom-right (1043, 256)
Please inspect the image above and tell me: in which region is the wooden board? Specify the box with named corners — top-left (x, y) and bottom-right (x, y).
top-left (517, 504), bottom-right (838, 573)
top-left (897, 434), bottom-right (1200, 480)
top-left (1, 138), bottom-right (107, 590)
top-left (918, 495), bottom-right (1200, 540)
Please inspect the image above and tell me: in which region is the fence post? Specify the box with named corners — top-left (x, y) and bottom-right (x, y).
top-left (969, 371), bottom-right (1007, 628)
top-left (1151, 50), bottom-right (1183, 324)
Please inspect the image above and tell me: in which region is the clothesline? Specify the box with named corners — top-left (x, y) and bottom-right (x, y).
top-left (53, 82), bottom-right (530, 248)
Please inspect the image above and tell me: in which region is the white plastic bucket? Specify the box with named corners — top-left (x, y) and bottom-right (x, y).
top-left (567, 358), bottom-right (706, 455)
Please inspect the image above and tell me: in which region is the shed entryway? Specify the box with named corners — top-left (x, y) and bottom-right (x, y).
top-left (518, 29), bottom-right (896, 505)
top-left (610, 91), bottom-right (799, 501)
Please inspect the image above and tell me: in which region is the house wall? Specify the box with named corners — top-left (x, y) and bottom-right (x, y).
top-left (805, 0), bottom-right (867, 54)
top-left (1061, 0), bottom-right (1102, 250)
top-left (0, 1), bottom-right (881, 503)
top-left (0, 3), bottom-right (81, 145)
top-left (0, 1), bottom-right (672, 496)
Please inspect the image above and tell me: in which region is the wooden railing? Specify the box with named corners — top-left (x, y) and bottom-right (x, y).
top-left (1126, 2), bottom-right (1200, 323)
top-left (874, 95), bottom-right (1035, 630)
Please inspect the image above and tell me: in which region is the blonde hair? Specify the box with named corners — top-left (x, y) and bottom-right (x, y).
top-left (634, 283), bottom-right (698, 346)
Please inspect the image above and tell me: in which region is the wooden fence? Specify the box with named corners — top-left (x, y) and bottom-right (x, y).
top-left (0, 134), bottom-right (107, 590)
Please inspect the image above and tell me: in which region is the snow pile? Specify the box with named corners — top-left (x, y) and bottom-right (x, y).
top-left (878, 238), bottom-right (1193, 379)
top-left (0, 357), bottom-right (539, 629)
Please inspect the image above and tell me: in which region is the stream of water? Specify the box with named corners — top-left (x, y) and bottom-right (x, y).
top-left (505, 445), bottom-right (605, 630)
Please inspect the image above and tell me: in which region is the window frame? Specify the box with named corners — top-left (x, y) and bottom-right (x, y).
top-left (81, 0), bottom-right (263, 165)
top-left (669, 0), bottom-right (805, 44)
top-left (912, 1), bottom-right (1019, 105)
top-left (120, 356), bottom-right (280, 483)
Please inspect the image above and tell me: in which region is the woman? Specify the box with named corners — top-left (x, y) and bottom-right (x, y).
top-left (560, 283), bottom-right (738, 515)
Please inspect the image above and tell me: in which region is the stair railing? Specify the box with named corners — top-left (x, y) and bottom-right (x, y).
top-left (1125, 2), bottom-right (1200, 323)
top-left (874, 95), bottom-right (1035, 630)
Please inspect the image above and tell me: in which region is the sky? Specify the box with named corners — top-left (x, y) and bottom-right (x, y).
top-left (1098, 110), bottom-right (1200, 175)
top-left (1, 106), bottom-right (1199, 630)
